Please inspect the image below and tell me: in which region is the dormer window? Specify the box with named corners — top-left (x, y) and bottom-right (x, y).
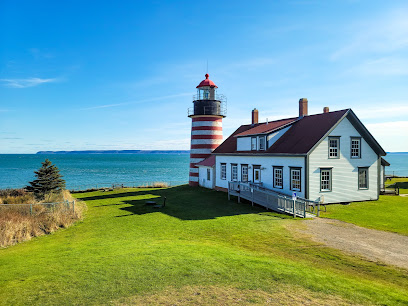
top-left (328, 137), bottom-right (340, 158)
top-left (259, 136), bottom-right (266, 150)
top-left (251, 137), bottom-right (257, 150)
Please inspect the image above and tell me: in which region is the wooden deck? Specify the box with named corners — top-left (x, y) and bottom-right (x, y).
top-left (228, 182), bottom-right (320, 218)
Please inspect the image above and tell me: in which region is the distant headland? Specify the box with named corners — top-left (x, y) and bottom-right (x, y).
top-left (36, 150), bottom-right (189, 154)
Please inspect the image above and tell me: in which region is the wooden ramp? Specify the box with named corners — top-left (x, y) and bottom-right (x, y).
top-left (228, 182), bottom-right (320, 218)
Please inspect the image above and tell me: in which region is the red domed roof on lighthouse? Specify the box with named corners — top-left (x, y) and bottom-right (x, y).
top-left (196, 73), bottom-right (218, 88)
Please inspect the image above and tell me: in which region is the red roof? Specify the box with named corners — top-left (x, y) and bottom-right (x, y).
top-left (196, 74), bottom-right (218, 88)
top-left (195, 155), bottom-right (216, 167)
top-left (235, 117), bottom-right (298, 137)
top-left (213, 109), bottom-right (349, 155)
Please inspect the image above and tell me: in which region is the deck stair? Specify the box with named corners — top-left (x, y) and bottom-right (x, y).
top-left (228, 181), bottom-right (320, 218)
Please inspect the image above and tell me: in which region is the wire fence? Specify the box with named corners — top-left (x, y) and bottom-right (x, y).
top-left (0, 200), bottom-right (76, 216)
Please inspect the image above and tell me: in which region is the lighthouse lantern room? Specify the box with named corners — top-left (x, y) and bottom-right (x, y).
top-left (188, 74), bottom-right (227, 186)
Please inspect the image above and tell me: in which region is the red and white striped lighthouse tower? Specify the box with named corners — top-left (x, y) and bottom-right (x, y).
top-left (188, 74), bottom-right (227, 186)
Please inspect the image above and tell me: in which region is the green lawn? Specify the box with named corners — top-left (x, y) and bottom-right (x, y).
top-left (0, 186), bottom-right (407, 305)
top-left (320, 195), bottom-right (408, 235)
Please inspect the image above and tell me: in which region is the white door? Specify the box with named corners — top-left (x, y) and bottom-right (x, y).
top-left (253, 167), bottom-right (261, 184)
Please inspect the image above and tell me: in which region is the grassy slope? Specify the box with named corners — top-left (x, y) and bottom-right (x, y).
top-left (320, 195), bottom-right (408, 235)
top-left (0, 186), bottom-right (407, 305)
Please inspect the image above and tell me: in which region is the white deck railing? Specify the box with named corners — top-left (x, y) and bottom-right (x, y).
top-left (228, 181), bottom-right (321, 218)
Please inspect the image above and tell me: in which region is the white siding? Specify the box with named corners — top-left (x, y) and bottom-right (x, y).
top-left (267, 126), bottom-right (290, 148)
top-left (215, 155), bottom-right (305, 198)
top-left (198, 166), bottom-right (214, 189)
top-left (308, 117), bottom-right (379, 203)
top-left (237, 137), bottom-right (251, 151)
top-left (380, 165), bottom-right (385, 187)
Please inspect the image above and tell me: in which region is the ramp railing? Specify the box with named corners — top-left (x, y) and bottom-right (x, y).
top-left (228, 181), bottom-right (320, 218)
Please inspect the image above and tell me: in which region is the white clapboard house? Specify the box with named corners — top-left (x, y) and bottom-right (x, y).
top-left (196, 99), bottom-right (389, 204)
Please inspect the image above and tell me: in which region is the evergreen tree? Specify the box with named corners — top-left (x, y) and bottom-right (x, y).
top-left (26, 159), bottom-right (66, 199)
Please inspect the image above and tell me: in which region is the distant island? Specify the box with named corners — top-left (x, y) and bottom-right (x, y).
top-left (36, 150), bottom-right (189, 154)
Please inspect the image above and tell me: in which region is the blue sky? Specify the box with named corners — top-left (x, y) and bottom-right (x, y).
top-left (1, 0), bottom-right (407, 153)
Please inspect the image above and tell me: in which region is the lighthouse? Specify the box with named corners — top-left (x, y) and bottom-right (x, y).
top-left (188, 74), bottom-right (227, 186)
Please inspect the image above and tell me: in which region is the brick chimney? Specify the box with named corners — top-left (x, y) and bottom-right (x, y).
top-left (252, 108), bottom-right (259, 125)
top-left (323, 107), bottom-right (329, 113)
top-left (299, 98), bottom-right (308, 117)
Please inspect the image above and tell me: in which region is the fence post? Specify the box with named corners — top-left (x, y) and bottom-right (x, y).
top-left (237, 184), bottom-right (241, 203)
top-left (73, 200), bottom-right (75, 213)
top-left (228, 183), bottom-right (230, 201)
top-left (251, 188), bottom-right (254, 206)
top-left (30, 204), bottom-right (33, 216)
top-left (293, 200), bottom-right (295, 218)
top-left (303, 201), bottom-right (306, 218)
top-left (317, 202), bottom-right (320, 217)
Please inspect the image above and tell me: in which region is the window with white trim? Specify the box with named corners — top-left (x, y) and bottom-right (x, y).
top-left (231, 164), bottom-right (238, 181)
top-left (351, 137), bottom-right (361, 158)
top-left (358, 167), bottom-right (368, 189)
top-left (328, 137), bottom-right (339, 158)
top-left (290, 168), bottom-right (301, 191)
top-left (220, 163), bottom-right (226, 180)
top-left (259, 136), bottom-right (266, 150)
top-left (273, 166), bottom-right (283, 189)
top-left (320, 168), bottom-right (332, 191)
top-left (207, 168), bottom-right (211, 181)
top-left (241, 165), bottom-right (248, 182)
top-left (251, 137), bottom-right (257, 150)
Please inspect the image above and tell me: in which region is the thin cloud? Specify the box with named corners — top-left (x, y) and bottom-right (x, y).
top-left (0, 77), bottom-right (60, 88)
top-left (365, 121), bottom-right (408, 152)
top-left (354, 104), bottom-right (408, 120)
top-left (347, 57), bottom-right (408, 76)
top-left (81, 92), bottom-right (192, 110)
top-left (331, 8), bottom-right (408, 60)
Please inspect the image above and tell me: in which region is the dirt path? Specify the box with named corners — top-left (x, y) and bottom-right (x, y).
top-left (290, 218), bottom-right (408, 270)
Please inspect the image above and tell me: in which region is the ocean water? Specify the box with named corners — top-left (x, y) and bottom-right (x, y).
top-left (383, 153), bottom-right (408, 177)
top-left (0, 154), bottom-right (190, 189)
top-left (0, 152), bottom-right (406, 190)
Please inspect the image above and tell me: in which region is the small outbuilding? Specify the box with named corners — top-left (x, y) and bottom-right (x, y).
top-left (196, 155), bottom-right (216, 189)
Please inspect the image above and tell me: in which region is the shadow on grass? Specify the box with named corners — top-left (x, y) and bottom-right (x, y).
top-left (387, 182), bottom-right (408, 189)
top-left (75, 185), bottom-right (288, 221)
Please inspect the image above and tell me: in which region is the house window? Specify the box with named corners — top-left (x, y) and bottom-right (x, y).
top-left (241, 164), bottom-right (248, 182)
top-left (207, 168), bottom-right (211, 181)
top-left (259, 136), bottom-right (266, 150)
top-left (320, 168), bottom-right (332, 191)
top-left (351, 137), bottom-right (361, 158)
top-left (290, 168), bottom-right (301, 191)
top-left (220, 163), bottom-right (226, 180)
top-left (251, 137), bottom-right (257, 150)
top-left (231, 164), bottom-right (238, 181)
top-left (253, 165), bottom-right (261, 183)
top-left (273, 166), bottom-right (283, 189)
top-left (358, 167), bottom-right (368, 189)
top-left (328, 137), bottom-right (340, 158)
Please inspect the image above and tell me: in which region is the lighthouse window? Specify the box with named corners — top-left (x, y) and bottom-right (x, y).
top-left (207, 168), bottom-right (211, 181)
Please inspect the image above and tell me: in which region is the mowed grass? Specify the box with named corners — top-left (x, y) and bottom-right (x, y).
top-left (0, 186), bottom-right (407, 305)
top-left (320, 195), bottom-right (408, 235)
